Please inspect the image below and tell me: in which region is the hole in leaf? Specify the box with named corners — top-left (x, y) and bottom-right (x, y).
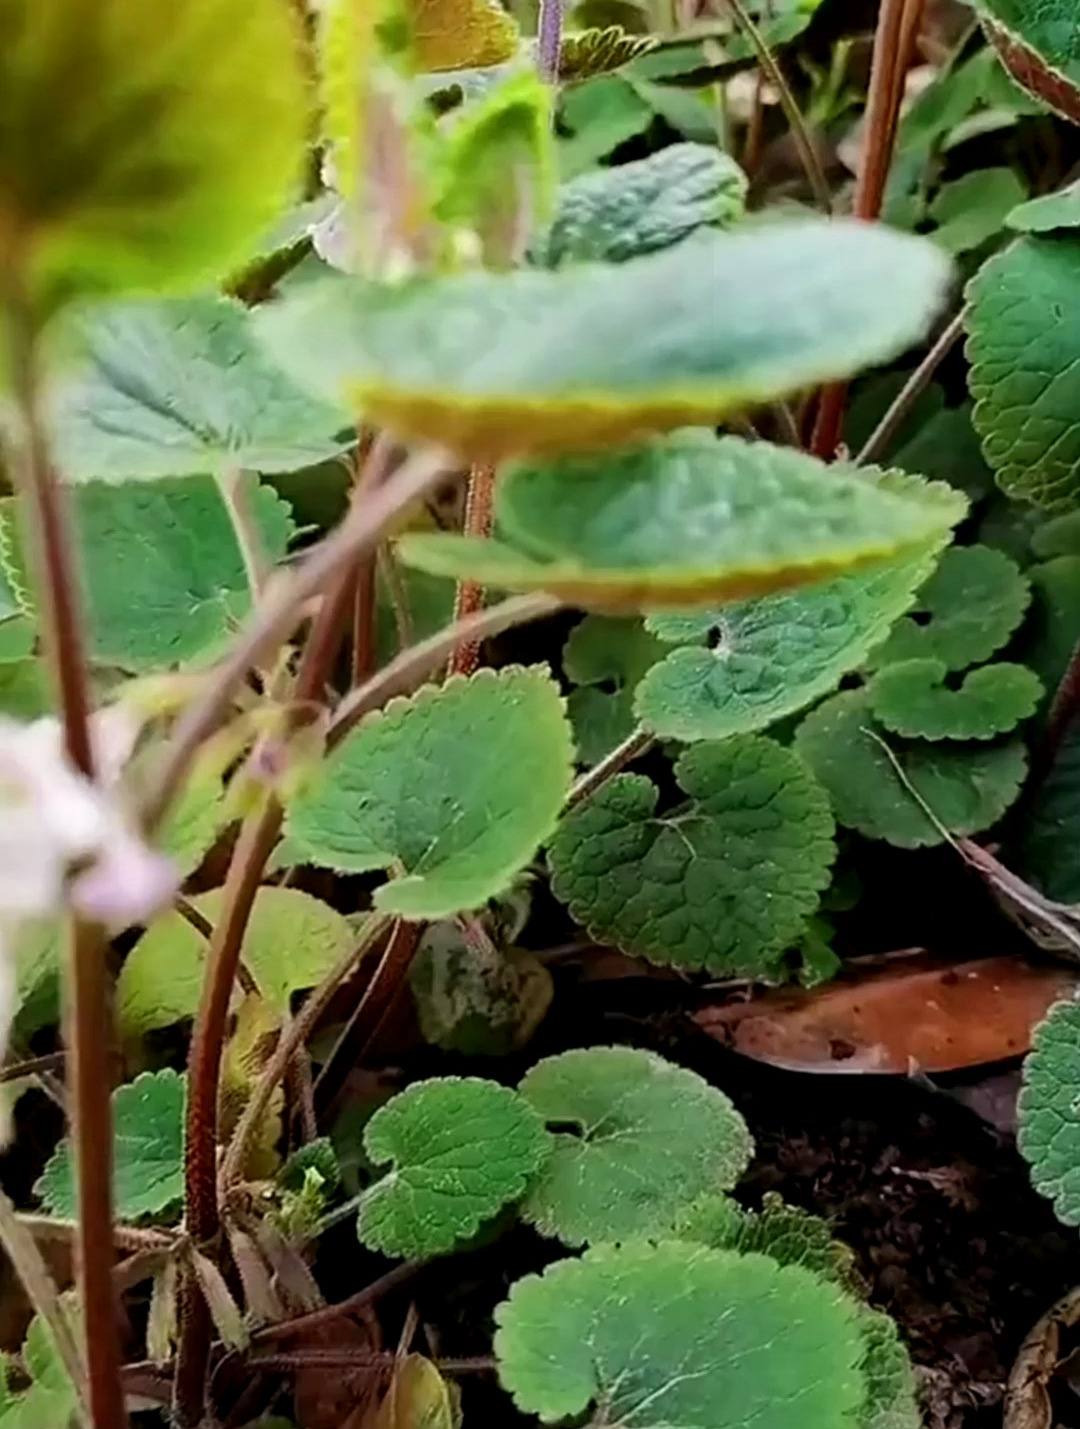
top-left (705, 626), bottom-right (725, 650)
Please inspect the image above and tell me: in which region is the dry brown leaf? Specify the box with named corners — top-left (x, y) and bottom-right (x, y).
top-left (695, 953), bottom-right (1079, 1073)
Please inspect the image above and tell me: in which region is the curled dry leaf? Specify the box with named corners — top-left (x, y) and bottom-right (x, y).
top-left (695, 953), bottom-right (1079, 1073)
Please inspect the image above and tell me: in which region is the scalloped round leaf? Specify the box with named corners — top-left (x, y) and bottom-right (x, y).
top-left (868, 658), bottom-right (1043, 741)
top-left (563, 616), bottom-right (666, 763)
top-left (0, 476), bottom-right (294, 670)
top-left (675, 1191), bottom-right (862, 1294)
top-left (518, 1047), bottom-right (752, 1246)
top-left (556, 25), bottom-right (658, 81)
top-left (979, 1), bottom-right (1080, 124)
top-left (859, 1311), bottom-right (921, 1429)
top-left (795, 689), bottom-right (1028, 848)
top-left (35, 1069), bottom-right (185, 1221)
top-left (1019, 996), bottom-right (1080, 1225)
top-left (867, 545), bottom-right (1029, 671)
top-left (256, 220), bottom-right (952, 460)
top-left (117, 888), bottom-right (356, 1040)
top-left (968, 236), bottom-right (1080, 509)
top-left (1, 0), bottom-right (306, 310)
top-left (494, 1241), bottom-right (867, 1428)
top-left (357, 1077), bottom-right (551, 1257)
top-left (531, 143), bottom-right (747, 268)
top-left (548, 736), bottom-right (836, 977)
top-left (286, 667), bottom-right (574, 918)
top-left (49, 297), bottom-right (353, 482)
top-left (636, 547), bottom-right (943, 742)
top-left (399, 436), bottom-right (967, 613)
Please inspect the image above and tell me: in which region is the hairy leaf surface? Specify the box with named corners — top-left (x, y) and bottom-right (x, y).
top-left (357, 1077), bottom-right (551, 1257)
top-left (519, 1047), bottom-right (752, 1245)
top-left (549, 736), bottom-right (835, 975)
top-left (1019, 997), bottom-right (1080, 1225)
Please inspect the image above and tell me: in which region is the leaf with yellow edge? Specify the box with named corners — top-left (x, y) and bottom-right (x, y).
top-left (117, 888), bottom-right (356, 1040)
top-left (0, 0), bottom-right (308, 313)
top-left (398, 434), bottom-right (968, 613)
top-left (371, 1354), bottom-right (463, 1429)
top-left (255, 220), bottom-right (952, 462)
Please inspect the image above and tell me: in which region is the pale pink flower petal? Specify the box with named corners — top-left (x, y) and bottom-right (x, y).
top-left (71, 826), bottom-right (178, 928)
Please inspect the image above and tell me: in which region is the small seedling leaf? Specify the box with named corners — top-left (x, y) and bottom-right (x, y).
top-left (494, 1241), bottom-right (867, 1427)
top-left (549, 736), bottom-right (836, 976)
top-left (795, 689), bottom-right (1028, 848)
top-left (636, 546), bottom-right (943, 742)
top-left (968, 236), bottom-right (1080, 509)
top-left (36, 1069), bottom-right (185, 1221)
top-left (49, 296), bottom-right (352, 482)
top-left (400, 436), bottom-right (967, 612)
top-left (866, 545), bottom-right (1029, 671)
top-left (357, 1077), bottom-right (552, 1257)
top-left (531, 142), bottom-right (747, 267)
top-left (519, 1047), bottom-right (752, 1245)
top-left (1019, 997), bottom-right (1080, 1224)
top-left (867, 658), bottom-right (1043, 741)
top-left (118, 887), bottom-right (356, 1040)
top-left (256, 221), bottom-right (951, 460)
top-left (286, 667), bottom-right (574, 918)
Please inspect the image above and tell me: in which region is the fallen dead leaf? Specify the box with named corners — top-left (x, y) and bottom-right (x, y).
top-left (695, 953), bottom-right (1078, 1073)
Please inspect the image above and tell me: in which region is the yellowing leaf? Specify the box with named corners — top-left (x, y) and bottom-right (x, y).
top-left (407, 0), bottom-right (520, 71)
top-left (219, 993), bottom-right (284, 1180)
top-left (370, 1354), bottom-right (462, 1429)
top-left (1, 0), bottom-right (308, 311)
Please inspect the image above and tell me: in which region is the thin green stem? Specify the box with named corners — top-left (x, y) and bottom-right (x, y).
top-left (566, 727), bottom-right (656, 813)
top-left (854, 310), bottom-right (964, 467)
top-left (217, 467), bottom-right (267, 597)
top-left (4, 287), bottom-right (126, 1429)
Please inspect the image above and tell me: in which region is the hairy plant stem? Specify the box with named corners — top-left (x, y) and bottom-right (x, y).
top-left (5, 290), bottom-right (127, 1429)
top-left (854, 310), bottom-right (965, 467)
top-left (144, 445), bottom-right (453, 833)
top-left (537, 0), bottom-right (564, 81)
top-left (723, 0), bottom-right (831, 212)
top-left (811, 0), bottom-right (924, 459)
top-left (253, 1259), bottom-right (424, 1343)
top-left (0, 1185), bottom-right (91, 1426)
top-left (217, 467), bottom-right (267, 596)
top-left (449, 464), bottom-right (497, 677)
top-left (566, 727), bottom-right (656, 813)
top-left (219, 913), bottom-right (392, 1189)
top-left (174, 556), bottom-right (361, 1425)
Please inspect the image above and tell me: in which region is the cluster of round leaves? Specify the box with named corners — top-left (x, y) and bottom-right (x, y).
top-left (348, 1046), bottom-right (918, 1428)
top-left (795, 544), bottom-right (1040, 848)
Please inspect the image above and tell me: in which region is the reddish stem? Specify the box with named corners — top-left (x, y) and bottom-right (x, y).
top-left (6, 288), bottom-right (126, 1429)
top-left (448, 464), bottom-right (496, 678)
top-left (811, 0), bottom-right (924, 459)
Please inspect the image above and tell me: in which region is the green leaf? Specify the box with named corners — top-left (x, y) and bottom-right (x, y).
top-left (494, 1241), bottom-right (867, 1428)
top-left (968, 235), bottom-right (1080, 509)
top-left (0, 1310), bottom-right (79, 1429)
top-left (635, 547), bottom-right (944, 743)
top-left (400, 436), bottom-right (967, 613)
top-left (1019, 996), bottom-right (1080, 1224)
top-left (674, 1191), bottom-right (862, 1294)
top-left (117, 888), bottom-right (356, 1040)
top-left (286, 667), bottom-right (574, 918)
top-left (157, 762), bottom-right (230, 880)
top-left (557, 26), bottom-right (658, 82)
top-left (557, 76), bottom-right (656, 177)
top-left (866, 545), bottom-right (1030, 671)
top-left (1024, 556), bottom-right (1080, 700)
top-left (36, 1069), bottom-right (185, 1221)
top-left (406, 0), bottom-right (520, 71)
top-left (929, 167), bottom-right (1026, 253)
top-left (0, 661), bottom-right (49, 720)
top-left (410, 923), bottom-right (553, 1056)
top-left (376, 565), bottom-right (456, 665)
top-left (532, 143), bottom-right (747, 267)
top-left (0, 0), bottom-right (307, 312)
top-left (549, 736), bottom-right (835, 976)
top-left (978, 0), bottom-right (1080, 124)
top-left (256, 220), bottom-right (952, 461)
top-left (858, 1311), bottom-right (921, 1429)
top-left (1012, 717), bottom-right (1080, 900)
top-left (357, 1076), bottom-right (551, 1257)
top-left (563, 616), bottom-right (666, 763)
top-left (795, 688), bottom-right (1028, 848)
top-left (48, 296), bottom-right (353, 482)
top-left (1008, 175), bottom-right (1080, 231)
top-left (518, 1047), bottom-right (752, 1246)
top-left (867, 658), bottom-right (1042, 741)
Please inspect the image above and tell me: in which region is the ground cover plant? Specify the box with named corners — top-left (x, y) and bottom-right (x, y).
top-left (9, 0), bottom-right (1080, 1426)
